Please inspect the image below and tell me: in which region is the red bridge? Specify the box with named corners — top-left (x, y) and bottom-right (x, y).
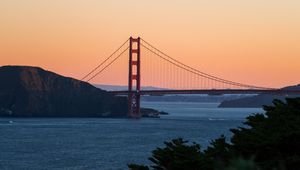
top-left (82, 37), bottom-right (300, 118)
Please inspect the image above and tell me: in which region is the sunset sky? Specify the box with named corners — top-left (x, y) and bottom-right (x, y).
top-left (0, 0), bottom-right (299, 88)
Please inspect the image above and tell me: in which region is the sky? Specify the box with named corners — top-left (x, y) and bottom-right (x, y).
top-left (0, 0), bottom-right (299, 88)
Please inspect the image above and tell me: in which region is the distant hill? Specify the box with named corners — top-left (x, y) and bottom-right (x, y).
top-left (93, 84), bottom-right (167, 91)
top-left (219, 84), bottom-right (300, 108)
top-left (0, 66), bottom-right (127, 117)
top-left (141, 94), bottom-right (256, 103)
top-left (94, 85), bottom-right (258, 103)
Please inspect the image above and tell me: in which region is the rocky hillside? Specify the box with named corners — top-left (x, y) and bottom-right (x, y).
top-left (0, 66), bottom-right (127, 117)
top-left (219, 84), bottom-right (300, 108)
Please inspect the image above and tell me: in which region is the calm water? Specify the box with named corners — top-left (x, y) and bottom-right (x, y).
top-left (0, 102), bottom-right (263, 170)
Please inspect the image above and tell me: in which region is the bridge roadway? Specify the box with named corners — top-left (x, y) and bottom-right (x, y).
top-left (110, 89), bottom-right (300, 96)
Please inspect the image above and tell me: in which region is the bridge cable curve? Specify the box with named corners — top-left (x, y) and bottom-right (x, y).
top-left (81, 38), bottom-right (129, 81)
top-left (140, 38), bottom-right (275, 90)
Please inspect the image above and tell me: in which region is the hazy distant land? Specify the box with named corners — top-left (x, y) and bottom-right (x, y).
top-left (219, 84), bottom-right (300, 108)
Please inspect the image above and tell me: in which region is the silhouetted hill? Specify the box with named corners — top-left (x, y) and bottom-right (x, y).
top-left (0, 66), bottom-right (127, 117)
top-left (219, 84), bottom-right (300, 108)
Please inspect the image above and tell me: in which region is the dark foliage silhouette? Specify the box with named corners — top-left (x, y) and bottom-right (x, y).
top-left (129, 98), bottom-right (300, 170)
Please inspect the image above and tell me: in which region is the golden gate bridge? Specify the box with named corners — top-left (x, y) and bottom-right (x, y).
top-left (81, 37), bottom-right (300, 118)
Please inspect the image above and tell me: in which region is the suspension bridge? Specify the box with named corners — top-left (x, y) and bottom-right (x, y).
top-left (81, 37), bottom-right (299, 118)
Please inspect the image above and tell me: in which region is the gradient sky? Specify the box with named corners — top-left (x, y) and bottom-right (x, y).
top-left (0, 0), bottom-right (299, 88)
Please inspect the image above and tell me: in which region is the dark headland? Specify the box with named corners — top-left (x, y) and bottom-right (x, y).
top-left (0, 66), bottom-right (128, 117)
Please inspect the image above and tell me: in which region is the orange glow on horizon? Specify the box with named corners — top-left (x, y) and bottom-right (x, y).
top-left (1, 0), bottom-right (299, 88)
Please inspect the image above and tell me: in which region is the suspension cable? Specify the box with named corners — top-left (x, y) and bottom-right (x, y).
top-left (141, 44), bottom-right (248, 88)
top-left (141, 38), bottom-right (274, 90)
top-left (86, 47), bottom-right (129, 82)
top-left (81, 38), bottom-right (129, 81)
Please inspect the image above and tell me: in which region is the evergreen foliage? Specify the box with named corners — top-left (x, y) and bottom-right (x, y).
top-left (128, 98), bottom-right (300, 170)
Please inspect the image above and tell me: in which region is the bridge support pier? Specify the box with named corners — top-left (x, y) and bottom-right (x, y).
top-left (128, 37), bottom-right (141, 118)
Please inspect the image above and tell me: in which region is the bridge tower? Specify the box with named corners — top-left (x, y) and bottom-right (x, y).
top-left (128, 37), bottom-right (141, 118)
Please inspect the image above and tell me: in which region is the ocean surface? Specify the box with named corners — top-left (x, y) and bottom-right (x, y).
top-left (0, 102), bottom-right (263, 170)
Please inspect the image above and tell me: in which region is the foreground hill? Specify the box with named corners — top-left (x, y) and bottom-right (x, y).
top-left (219, 84), bottom-right (300, 108)
top-left (0, 66), bottom-right (127, 117)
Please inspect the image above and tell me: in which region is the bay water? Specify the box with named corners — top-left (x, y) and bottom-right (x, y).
top-left (0, 102), bottom-right (263, 170)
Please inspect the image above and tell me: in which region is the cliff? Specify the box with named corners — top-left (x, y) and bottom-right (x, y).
top-left (0, 66), bottom-right (127, 117)
top-left (219, 84), bottom-right (300, 108)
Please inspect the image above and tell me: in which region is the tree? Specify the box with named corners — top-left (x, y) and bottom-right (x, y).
top-left (127, 164), bottom-right (149, 170)
top-left (230, 98), bottom-right (300, 169)
top-left (203, 135), bottom-right (231, 169)
top-left (225, 157), bottom-right (258, 170)
top-left (129, 138), bottom-right (206, 170)
top-left (129, 98), bottom-right (300, 170)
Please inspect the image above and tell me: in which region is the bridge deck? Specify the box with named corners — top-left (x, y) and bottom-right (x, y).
top-left (109, 89), bottom-right (300, 95)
